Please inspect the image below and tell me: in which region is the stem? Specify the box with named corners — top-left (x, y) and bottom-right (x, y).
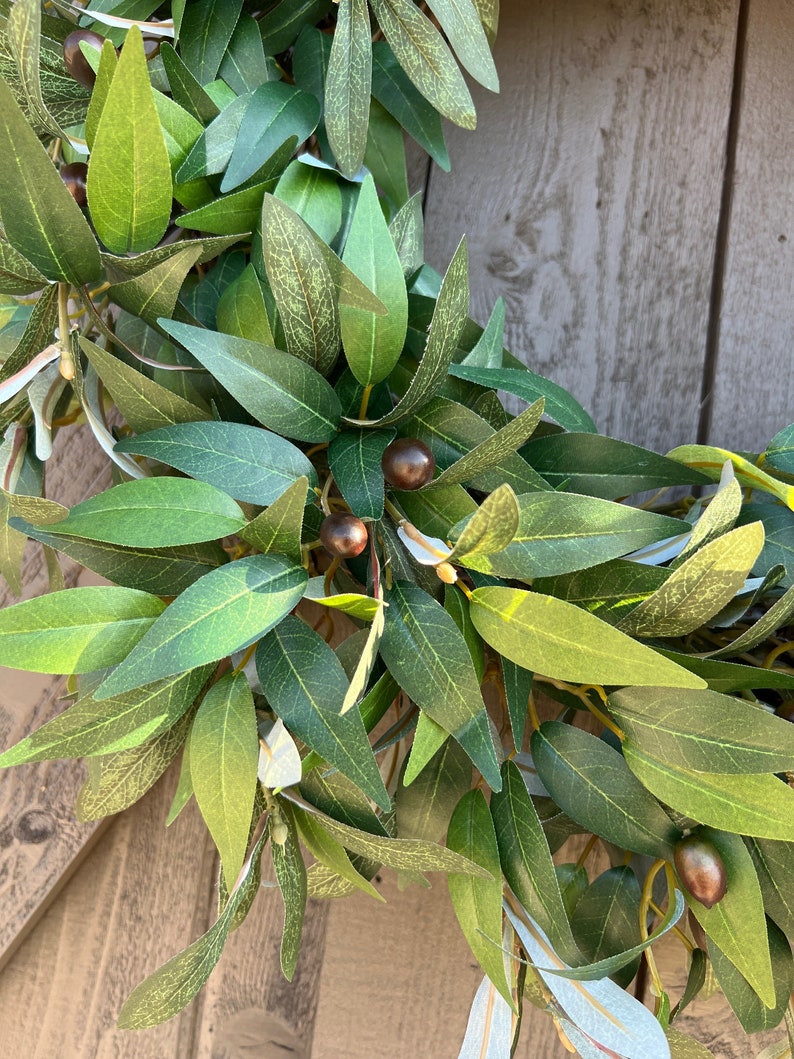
top-left (638, 859), bottom-right (668, 1005)
top-left (575, 833), bottom-right (599, 871)
top-left (57, 283), bottom-right (75, 380)
top-left (358, 383), bottom-right (373, 420)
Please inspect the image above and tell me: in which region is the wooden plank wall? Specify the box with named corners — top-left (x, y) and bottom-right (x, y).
top-left (2, 1), bottom-right (794, 1057)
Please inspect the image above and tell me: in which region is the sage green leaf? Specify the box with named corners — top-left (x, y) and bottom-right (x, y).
top-left (360, 239), bottom-right (469, 426)
top-left (256, 615), bottom-right (389, 810)
top-left (522, 433), bottom-right (712, 499)
top-left (423, 0), bottom-right (498, 91)
top-left (707, 581), bottom-right (794, 659)
top-left (490, 759), bottom-right (581, 964)
top-left (166, 743), bottom-right (194, 825)
top-left (0, 585), bottom-right (164, 675)
top-left (710, 920), bottom-right (792, 1033)
top-left (461, 298), bottom-right (504, 369)
top-left (449, 365), bottom-right (597, 434)
top-left (616, 523), bottom-right (765, 637)
top-left (107, 243), bottom-right (205, 326)
top-left (0, 78), bottom-right (99, 284)
top-left (180, 181), bottom-right (273, 235)
top-left (448, 790), bottom-right (513, 1005)
top-left (472, 0), bottom-right (499, 42)
top-left (685, 828), bottom-right (775, 1007)
top-left (607, 686), bottom-right (794, 774)
top-left (293, 804), bottom-right (383, 901)
top-left (431, 400), bottom-right (544, 489)
top-left (362, 99), bottom-right (411, 212)
top-left (190, 670), bottom-right (259, 887)
top-left (0, 494), bottom-right (26, 595)
top-left (87, 26), bottom-right (172, 254)
top-left (570, 867), bottom-right (642, 989)
top-left (271, 801), bottom-right (308, 979)
top-left (501, 657), bottom-right (532, 750)
top-left (765, 422), bottom-right (794, 476)
top-left (371, 41), bottom-right (450, 170)
top-left (174, 93), bottom-right (250, 183)
top-left (0, 666), bottom-right (211, 766)
top-left (300, 768), bottom-right (389, 836)
top-left (444, 585), bottom-right (485, 681)
top-left (369, 0), bottom-right (476, 129)
top-left (222, 82), bottom-right (320, 192)
top-left (46, 477), bottom-right (245, 548)
top-left (395, 482), bottom-right (478, 538)
top-left (379, 580), bottom-right (501, 789)
top-left (341, 597), bottom-right (386, 715)
top-left (403, 711), bottom-right (449, 784)
top-left (117, 815), bottom-right (268, 1027)
top-left (446, 483), bottom-right (519, 563)
top-left (0, 238), bottom-right (48, 296)
top-left (242, 477), bottom-right (308, 563)
top-left (533, 559), bottom-right (669, 627)
top-left (655, 650), bottom-right (794, 694)
top-left (78, 712), bottom-right (193, 822)
top-left (117, 421), bottom-right (318, 505)
top-left (326, 0), bottom-right (372, 177)
top-left (180, 0), bottom-right (242, 85)
top-left (80, 337), bottom-right (210, 433)
top-left (395, 737), bottom-right (471, 842)
top-left (623, 745), bottom-right (794, 840)
top-left (260, 0), bottom-right (333, 54)
top-left (389, 194), bottom-right (424, 277)
top-left (275, 161), bottom-right (343, 244)
top-left (95, 555), bottom-right (307, 699)
top-left (469, 586), bottom-right (706, 689)
top-left (7, 0), bottom-right (67, 139)
top-left (216, 263), bottom-right (275, 343)
top-left (674, 472), bottom-right (742, 567)
top-left (328, 428), bottom-right (394, 520)
top-left (461, 493), bottom-right (688, 580)
top-left (340, 176), bottom-right (408, 386)
top-left (531, 723), bottom-right (678, 859)
top-left (747, 838), bottom-right (794, 942)
top-left (161, 41), bottom-right (220, 123)
top-left (286, 790), bottom-right (492, 877)
top-left (219, 15), bottom-right (276, 94)
top-left (155, 321), bottom-right (342, 442)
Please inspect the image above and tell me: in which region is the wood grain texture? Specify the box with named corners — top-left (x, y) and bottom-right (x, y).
top-left (708, 0), bottom-right (794, 451)
top-left (423, 0), bottom-right (739, 451)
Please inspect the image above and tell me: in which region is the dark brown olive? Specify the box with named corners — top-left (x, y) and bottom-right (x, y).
top-left (381, 438), bottom-right (435, 491)
top-left (319, 513), bottom-right (368, 558)
top-left (674, 834), bottom-right (728, 909)
top-left (774, 700), bottom-right (794, 723)
top-left (60, 162), bottom-right (88, 208)
top-left (63, 29), bottom-right (105, 88)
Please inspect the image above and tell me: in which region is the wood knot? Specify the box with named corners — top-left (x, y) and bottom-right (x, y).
top-left (14, 808), bottom-right (57, 844)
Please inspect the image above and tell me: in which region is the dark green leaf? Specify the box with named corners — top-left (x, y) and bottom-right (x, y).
top-left (241, 477), bottom-right (309, 564)
top-left (260, 0), bottom-right (333, 55)
top-left (709, 919), bottom-right (792, 1033)
top-left (747, 838), bottom-right (794, 943)
top-left (395, 737), bottom-right (471, 842)
top-left (449, 365), bottom-right (597, 434)
top-left (174, 92), bottom-right (250, 183)
top-left (423, 0), bottom-right (498, 91)
top-left (363, 98), bottom-right (410, 209)
top-left (654, 650), bottom-right (794, 693)
top-left (271, 801), bottom-right (308, 980)
top-left (444, 585), bottom-right (485, 681)
top-left (533, 559), bottom-right (668, 627)
top-left (571, 867), bottom-right (642, 988)
top-left (371, 41), bottom-right (449, 170)
top-left (389, 194), bottom-right (424, 277)
top-left (218, 14), bottom-right (276, 94)
top-left (326, 0), bottom-right (372, 177)
top-left (179, 0), bottom-right (243, 85)
top-left (431, 400), bottom-right (544, 489)
top-left (328, 428), bottom-right (395, 520)
top-left (160, 41), bottom-right (221, 123)
top-left (764, 422), bottom-right (794, 476)
top-left (707, 581), bottom-right (794, 659)
top-left (0, 238), bottom-right (48, 295)
top-left (501, 657), bottom-right (532, 750)
top-left (180, 181), bottom-right (273, 235)
top-left (461, 298), bottom-right (504, 369)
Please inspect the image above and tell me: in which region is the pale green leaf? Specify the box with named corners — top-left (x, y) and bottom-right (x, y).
top-left (423, 0), bottom-right (499, 90)
top-left (241, 477), bottom-right (309, 563)
top-left (326, 0), bottom-right (372, 177)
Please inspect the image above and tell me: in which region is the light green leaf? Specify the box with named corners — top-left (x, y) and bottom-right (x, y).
top-left (446, 483), bottom-right (519, 562)
top-left (326, 0), bottom-right (372, 177)
top-left (271, 801), bottom-right (308, 979)
top-left (710, 919), bottom-right (792, 1034)
top-left (190, 670), bottom-right (259, 887)
top-left (0, 585), bottom-right (165, 675)
top-left (340, 596), bottom-right (386, 715)
top-left (242, 477), bottom-right (308, 563)
top-left (274, 161), bottom-right (342, 244)
top-left (608, 686), bottom-right (794, 774)
top-left (666, 444), bottom-right (794, 509)
top-left (469, 586), bottom-right (706, 689)
top-left (293, 804), bottom-right (384, 901)
top-left (216, 263), bottom-right (275, 344)
top-left (389, 194), bottom-right (424, 277)
top-left (328, 428), bottom-right (395, 520)
top-left (449, 365), bottom-right (597, 434)
top-left (107, 243), bottom-right (205, 326)
top-left (674, 469), bottom-right (741, 567)
top-left (166, 742), bottom-right (194, 825)
top-left (616, 522), bottom-right (765, 637)
top-left (7, 0), bottom-right (68, 139)
top-left (461, 298), bottom-right (504, 369)
top-left (403, 711), bottom-right (449, 784)
top-left (180, 181), bottom-right (273, 235)
top-left (423, 0), bottom-right (498, 90)
top-left (706, 581), bottom-right (794, 659)
top-left (623, 745), bottom-right (794, 840)
top-left (94, 555), bottom-right (307, 698)
top-left (0, 79), bottom-right (99, 284)
top-left (431, 400), bottom-right (544, 489)
top-left (87, 26), bottom-right (172, 254)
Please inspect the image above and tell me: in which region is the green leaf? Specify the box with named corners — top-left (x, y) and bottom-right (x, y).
top-left (501, 657), bottom-right (532, 750)
top-left (530, 723), bottom-right (679, 859)
top-left (274, 160), bottom-right (343, 244)
top-left (432, 401), bottom-right (545, 490)
top-left (444, 584), bottom-right (485, 681)
top-left (667, 444), bottom-right (794, 508)
top-left (747, 838), bottom-right (794, 943)
top-left (616, 522), bottom-right (765, 637)
top-left (360, 100), bottom-right (406, 211)
top-left (369, 0), bottom-right (476, 129)
top-left (241, 477), bottom-right (308, 563)
top-left (655, 649), bottom-right (794, 694)
top-left (219, 15), bottom-right (276, 95)
top-left (45, 477), bottom-right (245, 548)
top-left (160, 41), bottom-right (220, 124)
top-left (87, 26), bottom-right (172, 254)
top-left (533, 559), bottom-right (668, 627)
top-left (674, 473), bottom-right (742, 567)
top-left (94, 555), bottom-right (307, 699)
top-left (155, 321), bottom-right (342, 442)
top-left (379, 580), bottom-right (501, 789)
top-left (395, 737), bottom-right (471, 841)
top-left (117, 815), bottom-right (268, 1027)
top-left (607, 686), bottom-right (794, 774)
top-left (260, 0), bottom-right (333, 55)
top-left (271, 802), bottom-right (308, 980)
top-left (166, 742), bottom-right (194, 825)
top-left (446, 483), bottom-right (519, 562)
top-left (709, 919), bottom-right (792, 1033)
top-left (256, 615), bottom-right (389, 810)
top-left (190, 670), bottom-right (259, 887)
top-left (765, 422), bottom-right (794, 476)
top-left (623, 745), bottom-right (794, 840)
top-left (423, 0), bottom-right (498, 91)
top-left (0, 78), bottom-right (99, 284)
top-left (326, 0), bottom-right (372, 177)
top-left (394, 481), bottom-right (478, 538)
top-left (293, 803), bottom-right (384, 901)
top-left (0, 666), bottom-right (211, 765)
top-left (6, 0), bottom-right (67, 139)
top-left (179, 0), bottom-right (243, 85)
top-left (340, 176), bottom-right (409, 387)
top-left (570, 867), bottom-right (642, 989)
top-left (80, 337), bottom-right (211, 433)
top-left (0, 585), bottom-right (165, 675)
top-left (522, 433), bottom-right (712, 499)
top-left (117, 421), bottom-right (318, 506)
top-left (371, 41), bottom-right (450, 170)
top-left (685, 828), bottom-right (775, 1007)
top-left (449, 365), bottom-right (597, 434)
top-left (447, 790), bottom-right (513, 1005)
top-left (216, 262), bottom-right (275, 343)
top-left (174, 93), bottom-right (249, 183)
top-left (222, 82), bottom-right (320, 192)
top-left (0, 238), bottom-right (48, 296)
top-left (490, 759), bottom-right (581, 964)
top-left (389, 194), bottom-right (424, 277)
top-left (328, 428), bottom-right (395, 520)
top-left (403, 711), bottom-right (448, 784)
top-left (461, 298), bottom-right (504, 369)
top-left (180, 181), bottom-right (273, 235)
top-left (469, 586), bottom-right (706, 689)
top-left (106, 243), bottom-right (205, 326)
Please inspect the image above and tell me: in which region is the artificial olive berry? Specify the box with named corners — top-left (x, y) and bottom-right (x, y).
top-left (674, 834), bottom-right (728, 909)
top-left (63, 29), bottom-right (105, 88)
top-left (60, 162), bottom-right (88, 208)
top-left (381, 437), bottom-right (435, 491)
top-left (319, 513), bottom-right (368, 558)
top-left (775, 700), bottom-right (794, 723)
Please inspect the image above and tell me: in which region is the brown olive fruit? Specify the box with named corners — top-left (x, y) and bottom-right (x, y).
top-left (60, 162), bottom-right (88, 208)
top-left (774, 700), bottom-right (794, 723)
top-left (319, 513), bottom-right (368, 558)
top-left (381, 437), bottom-right (435, 491)
top-left (63, 29), bottom-right (105, 88)
top-left (674, 834), bottom-right (728, 909)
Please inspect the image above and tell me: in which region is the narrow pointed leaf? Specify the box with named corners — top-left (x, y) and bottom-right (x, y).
top-left (0, 239), bottom-right (48, 295)
top-left (389, 194), bottom-right (425, 277)
top-left (107, 243), bottom-right (205, 326)
top-left (326, 0), bottom-right (372, 177)
top-left (747, 838), bottom-right (794, 942)
top-left (458, 975), bottom-right (513, 1059)
top-left (395, 737), bottom-right (471, 842)
top-left (328, 428), bottom-right (395, 519)
top-left (242, 477), bottom-right (308, 563)
top-left (179, 0), bottom-right (243, 85)
top-left (271, 802), bottom-right (308, 979)
top-left (160, 41), bottom-right (220, 123)
top-left (446, 484), bottom-right (519, 563)
top-left (371, 41), bottom-right (450, 169)
top-left (461, 299), bottom-right (504, 369)
top-left (709, 920), bottom-right (792, 1034)
top-left (449, 365), bottom-right (597, 434)
top-left (667, 444), bottom-right (794, 508)
top-left (423, 0), bottom-right (499, 90)
top-left (174, 93), bottom-right (250, 182)
top-left (293, 805), bottom-right (384, 901)
top-left (432, 400), bottom-right (544, 489)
